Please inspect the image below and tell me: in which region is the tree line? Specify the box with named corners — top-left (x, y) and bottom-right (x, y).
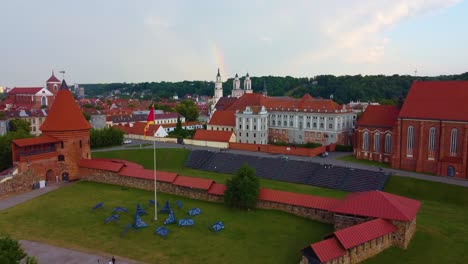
top-left (81, 72), bottom-right (468, 104)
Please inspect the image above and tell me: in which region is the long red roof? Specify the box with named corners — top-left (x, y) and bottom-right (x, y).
top-left (332, 190), bottom-right (421, 221)
top-left (172, 176), bottom-right (214, 190)
top-left (46, 73), bottom-right (61, 83)
top-left (357, 105), bottom-right (399, 128)
top-left (399, 81), bottom-right (468, 121)
top-left (78, 159), bottom-right (124, 172)
top-left (208, 110), bottom-right (236, 127)
top-left (12, 135), bottom-right (61, 147)
top-left (334, 218), bottom-right (397, 249)
top-left (40, 80), bottom-right (92, 132)
top-left (310, 237), bottom-right (346, 263)
top-left (259, 188), bottom-right (340, 211)
top-left (8, 87), bottom-right (43, 95)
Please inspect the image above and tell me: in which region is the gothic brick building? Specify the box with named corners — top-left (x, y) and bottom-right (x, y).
top-left (354, 81), bottom-right (468, 179)
top-left (11, 80), bottom-right (91, 184)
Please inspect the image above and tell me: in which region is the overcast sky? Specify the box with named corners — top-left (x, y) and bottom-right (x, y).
top-left (1, 0), bottom-right (467, 87)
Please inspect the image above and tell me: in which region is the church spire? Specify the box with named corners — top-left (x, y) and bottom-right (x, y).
top-left (217, 68), bottom-right (221, 77)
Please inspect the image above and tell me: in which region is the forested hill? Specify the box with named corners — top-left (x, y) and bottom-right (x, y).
top-left (82, 72), bottom-right (468, 104)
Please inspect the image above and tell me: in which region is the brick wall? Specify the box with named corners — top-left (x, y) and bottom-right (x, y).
top-left (391, 217), bottom-right (417, 249)
top-left (333, 214), bottom-right (371, 230)
top-left (229, 142), bottom-right (326, 157)
top-left (257, 200), bottom-right (335, 224)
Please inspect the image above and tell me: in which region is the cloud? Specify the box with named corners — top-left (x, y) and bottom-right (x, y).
top-left (260, 36), bottom-right (272, 44)
top-left (144, 16), bottom-right (169, 28)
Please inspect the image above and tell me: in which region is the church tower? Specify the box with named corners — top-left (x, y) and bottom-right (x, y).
top-left (46, 71), bottom-right (61, 97)
top-left (231, 73), bottom-right (244, 98)
top-left (244, 73), bottom-right (253, 94)
top-left (213, 68), bottom-right (223, 106)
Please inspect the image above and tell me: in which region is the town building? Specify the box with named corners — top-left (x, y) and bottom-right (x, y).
top-left (4, 109), bottom-right (48, 135)
top-left (354, 81), bottom-right (468, 179)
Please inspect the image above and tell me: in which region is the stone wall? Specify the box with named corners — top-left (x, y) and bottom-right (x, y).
top-left (345, 233), bottom-right (393, 263)
top-left (333, 214), bottom-right (370, 230)
top-left (391, 217), bottom-right (417, 249)
top-left (0, 169), bottom-right (34, 198)
top-left (257, 200), bottom-right (335, 224)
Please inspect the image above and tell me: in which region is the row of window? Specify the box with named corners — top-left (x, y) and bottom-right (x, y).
top-left (362, 132), bottom-right (392, 153)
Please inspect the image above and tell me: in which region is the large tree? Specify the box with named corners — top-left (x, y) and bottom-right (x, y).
top-left (8, 119), bottom-right (31, 133)
top-left (0, 129), bottom-right (31, 171)
top-left (224, 164), bottom-right (260, 209)
top-left (175, 100), bottom-right (199, 121)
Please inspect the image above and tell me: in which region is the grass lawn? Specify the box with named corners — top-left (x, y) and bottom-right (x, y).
top-left (0, 181), bottom-right (332, 264)
top-left (336, 154), bottom-right (390, 168)
top-left (125, 143), bottom-right (152, 149)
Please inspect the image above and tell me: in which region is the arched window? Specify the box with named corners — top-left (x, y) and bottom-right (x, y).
top-left (407, 126), bottom-right (414, 157)
top-left (363, 131), bottom-right (369, 151)
top-left (41, 96), bottom-right (47, 106)
top-left (374, 132), bottom-right (380, 152)
top-left (450, 128), bottom-right (458, 156)
top-left (428, 127), bottom-right (436, 159)
top-left (53, 84), bottom-right (58, 91)
top-left (385, 133), bottom-right (392, 153)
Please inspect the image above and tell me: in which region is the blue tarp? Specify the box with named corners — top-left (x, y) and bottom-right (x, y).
top-left (159, 201), bottom-right (171, 214)
top-left (92, 202), bottom-right (103, 210)
top-left (136, 204), bottom-right (147, 215)
top-left (120, 223), bottom-right (132, 237)
top-left (113, 207), bottom-right (128, 214)
top-left (132, 214), bottom-right (148, 229)
top-left (211, 221), bottom-right (224, 232)
top-left (188, 208), bottom-right (201, 216)
top-left (155, 226), bottom-right (169, 238)
top-left (176, 200), bottom-right (183, 209)
top-left (164, 211), bottom-right (176, 225)
top-left (104, 214), bottom-right (119, 223)
top-left (178, 218), bottom-right (194, 226)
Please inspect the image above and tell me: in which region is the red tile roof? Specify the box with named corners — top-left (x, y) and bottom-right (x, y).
top-left (79, 159), bottom-right (124, 172)
top-left (172, 176), bottom-right (214, 190)
top-left (225, 93), bottom-right (266, 111)
top-left (12, 135), bottom-right (61, 147)
top-left (207, 183), bottom-right (227, 195)
top-left (40, 81), bottom-right (92, 132)
top-left (332, 191), bottom-right (421, 221)
top-left (117, 167), bottom-right (177, 183)
top-left (8, 87), bottom-right (43, 95)
top-left (357, 105), bottom-right (399, 128)
top-left (258, 188), bottom-right (340, 211)
top-left (193, 130), bottom-right (234, 142)
top-left (46, 72), bottom-right (61, 83)
top-left (215, 97), bottom-right (238, 110)
top-left (209, 110), bottom-right (236, 127)
top-left (399, 81), bottom-right (468, 122)
top-left (263, 94), bottom-right (342, 112)
top-left (310, 237), bottom-right (346, 263)
top-left (334, 218), bottom-right (397, 249)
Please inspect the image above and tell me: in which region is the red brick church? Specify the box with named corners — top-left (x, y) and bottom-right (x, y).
top-left (354, 81), bottom-right (468, 179)
top-left (11, 80), bottom-right (91, 184)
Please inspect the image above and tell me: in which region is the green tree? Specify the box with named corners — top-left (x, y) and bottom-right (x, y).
top-left (8, 119), bottom-right (31, 133)
top-left (175, 100), bottom-right (199, 121)
top-left (90, 127), bottom-right (124, 148)
top-left (82, 112), bottom-right (91, 121)
top-left (224, 164), bottom-right (260, 209)
top-left (0, 235), bottom-right (38, 264)
top-left (0, 130), bottom-right (31, 171)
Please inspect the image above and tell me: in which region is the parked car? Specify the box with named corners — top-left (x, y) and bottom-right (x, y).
top-left (319, 152), bottom-right (329, 158)
top-left (123, 140), bottom-right (133, 144)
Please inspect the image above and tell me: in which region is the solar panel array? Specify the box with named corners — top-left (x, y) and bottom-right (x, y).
top-left (185, 150), bottom-right (389, 192)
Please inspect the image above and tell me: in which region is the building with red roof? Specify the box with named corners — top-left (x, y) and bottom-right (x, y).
top-left (11, 79), bottom-right (92, 183)
top-left (354, 105), bottom-right (400, 163)
top-left (354, 81), bottom-right (468, 179)
top-left (207, 110), bottom-right (236, 131)
top-left (193, 130), bottom-right (235, 143)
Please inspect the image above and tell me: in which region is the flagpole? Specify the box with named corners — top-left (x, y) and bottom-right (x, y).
top-left (153, 136), bottom-right (157, 221)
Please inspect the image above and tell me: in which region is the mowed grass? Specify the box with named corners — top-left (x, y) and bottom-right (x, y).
top-left (0, 181), bottom-right (332, 264)
top-left (92, 148), bottom-right (347, 198)
top-left (92, 148), bottom-right (468, 264)
top-left (336, 154), bottom-right (391, 168)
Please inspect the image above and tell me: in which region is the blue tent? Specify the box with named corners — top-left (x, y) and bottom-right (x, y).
top-left (120, 223), bottom-right (132, 237)
top-left (92, 202), bottom-right (104, 210)
top-left (132, 214), bottom-right (148, 229)
top-left (188, 208), bottom-right (201, 216)
top-left (104, 214), bottom-right (119, 223)
top-left (136, 204), bottom-right (147, 215)
top-left (164, 211), bottom-right (176, 225)
top-left (176, 200), bottom-right (183, 209)
top-left (159, 201), bottom-right (171, 214)
top-left (211, 221), bottom-right (224, 232)
top-left (149, 199), bottom-right (160, 207)
top-left (112, 207), bottom-right (128, 214)
top-left (178, 218), bottom-right (195, 226)
top-left (155, 226), bottom-right (169, 238)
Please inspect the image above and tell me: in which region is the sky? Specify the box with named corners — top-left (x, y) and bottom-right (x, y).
top-left (1, 0), bottom-right (467, 87)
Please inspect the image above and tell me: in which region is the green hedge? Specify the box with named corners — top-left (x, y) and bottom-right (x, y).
top-left (90, 127), bottom-right (124, 148)
top-left (335, 144), bottom-right (353, 152)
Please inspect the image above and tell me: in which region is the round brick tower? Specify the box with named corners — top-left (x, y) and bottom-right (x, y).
top-left (40, 80), bottom-right (92, 180)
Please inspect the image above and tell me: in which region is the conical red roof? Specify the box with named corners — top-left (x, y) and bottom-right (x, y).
top-left (46, 72), bottom-right (61, 83)
top-left (40, 80), bottom-right (91, 132)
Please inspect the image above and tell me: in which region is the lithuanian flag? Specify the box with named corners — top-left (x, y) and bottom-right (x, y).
top-left (144, 105), bottom-right (155, 139)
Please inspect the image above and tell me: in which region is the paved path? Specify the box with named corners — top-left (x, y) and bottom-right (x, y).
top-left (0, 184), bottom-right (63, 211)
top-left (93, 140), bottom-right (468, 187)
top-left (20, 240), bottom-right (142, 264)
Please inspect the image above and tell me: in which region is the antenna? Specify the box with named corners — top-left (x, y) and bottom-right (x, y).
top-left (59, 70), bottom-right (66, 79)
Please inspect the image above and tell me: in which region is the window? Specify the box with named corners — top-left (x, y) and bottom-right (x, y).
top-left (272, 121), bottom-right (275, 126)
top-left (450, 128), bottom-right (458, 156)
top-left (328, 124), bottom-right (333, 129)
top-left (58, 155), bottom-right (65, 161)
top-left (283, 121), bottom-right (287, 126)
top-left (428, 127), bottom-right (436, 159)
top-left (374, 133), bottom-right (380, 152)
top-left (80, 140), bottom-right (82, 148)
top-left (61, 142), bottom-right (64, 149)
top-left (385, 133), bottom-right (392, 153)
top-left (313, 123), bottom-right (317, 128)
top-left (254, 133), bottom-right (256, 138)
top-left (407, 126), bottom-right (414, 157)
top-left (289, 121), bottom-right (293, 126)
top-left (320, 123), bottom-right (324, 128)
top-left (41, 96), bottom-right (47, 106)
top-left (254, 125), bottom-right (256, 130)
top-left (363, 131), bottom-right (369, 151)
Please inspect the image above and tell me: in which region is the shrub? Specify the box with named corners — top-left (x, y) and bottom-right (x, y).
top-left (0, 235), bottom-right (37, 264)
top-left (224, 164), bottom-right (260, 209)
top-left (335, 144), bottom-right (353, 152)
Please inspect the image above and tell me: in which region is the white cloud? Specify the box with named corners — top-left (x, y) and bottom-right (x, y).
top-left (260, 36), bottom-right (272, 44)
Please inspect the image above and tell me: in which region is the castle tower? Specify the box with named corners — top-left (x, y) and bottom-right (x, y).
top-left (244, 72), bottom-right (253, 94)
top-left (46, 71), bottom-right (61, 96)
top-left (40, 80), bottom-right (92, 180)
top-left (231, 73), bottom-right (244, 98)
top-left (213, 68), bottom-right (223, 105)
